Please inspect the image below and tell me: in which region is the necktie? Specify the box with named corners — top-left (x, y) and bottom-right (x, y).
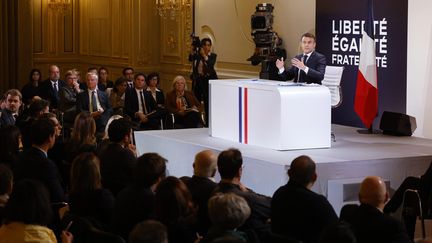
top-left (90, 91), bottom-right (97, 112)
top-left (53, 82), bottom-right (58, 92)
top-left (303, 54), bottom-right (308, 64)
top-left (140, 91), bottom-right (147, 114)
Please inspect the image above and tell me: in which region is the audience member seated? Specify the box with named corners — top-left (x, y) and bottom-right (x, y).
top-left (0, 179), bottom-right (72, 243)
top-left (76, 72), bottom-right (113, 134)
top-left (15, 118), bottom-right (65, 203)
top-left (39, 65), bottom-right (65, 110)
top-left (21, 68), bottom-right (42, 106)
top-left (98, 67), bottom-right (114, 91)
top-left (384, 161), bottom-right (432, 233)
top-left (213, 148), bottom-right (271, 241)
top-left (129, 220), bottom-right (168, 243)
top-left (59, 69), bottom-right (81, 124)
top-left (113, 152), bottom-right (167, 239)
top-left (271, 155), bottom-right (338, 243)
top-left (146, 72), bottom-right (167, 125)
top-left (98, 118), bottom-right (137, 196)
top-left (122, 67), bottom-right (135, 89)
top-left (69, 152), bottom-right (115, 230)
top-left (165, 75), bottom-right (201, 128)
top-left (201, 193), bottom-right (259, 243)
top-left (124, 73), bottom-right (161, 130)
top-left (0, 89), bottom-right (23, 127)
top-left (0, 125), bottom-right (22, 170)
top-left (155, 176), bottom-right (198, 243)
top-left (16, 98), bottom-right (50, 149)
top-left (340, 176), bottom-right (411, 243)
top-left (185, 149), bottom-right (218, 236)
top-left (318, 222), bottom-right (357, 243)
top-left (109, 78), bottom-right (128, 116)
top-left (64, 111), bottom-right (97, 163)
top-left (0, 164), bottom-right (13, 226)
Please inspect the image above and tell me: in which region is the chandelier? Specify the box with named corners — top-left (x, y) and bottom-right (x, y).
top-left (155, 0), bottom-right (191, 19)
top-left (48, 0), bottom-right (72, 15)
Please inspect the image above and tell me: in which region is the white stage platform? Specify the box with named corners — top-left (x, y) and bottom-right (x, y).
top-left (135, 125), bottom-right (432, 212)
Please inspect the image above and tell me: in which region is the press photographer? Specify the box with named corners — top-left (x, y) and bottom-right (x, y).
top-left (189, 35), bottom-right (218, 127)
top-left (247, 3), bottom-right (286, 80)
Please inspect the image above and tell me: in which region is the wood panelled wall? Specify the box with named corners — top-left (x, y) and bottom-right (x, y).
top-left (1, 0), bottom-right (194, 93)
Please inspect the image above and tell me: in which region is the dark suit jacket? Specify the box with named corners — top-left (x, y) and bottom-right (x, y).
top-left (58, 86), bottom-right (78, 123)
top-left (165, 90), bottom-right (201, 115)
top-left (98, 143), bottom-right (136, 196)
top-left (271, 181), bottom-right (338, 243)
top-left (0, 109), bottom-right (16, 127)
top-left (341, 204), bottom-right (411, 243)
top-left (213, 182), bottom-right (271, 233)
top-left (124, 88), bottom-right (160, 129)
top-left (279, 51), bottom-right (326, 84)
top-left (15, 147), bottom-right (65, 202)
top-left (39, 79), bottom-right (66, 109)
top-left (185, 176), bottom-right (218, 235)
top-left (76, 89), bottom-right (112, 132)
top-left (124, 89), bottom-right (157, 118)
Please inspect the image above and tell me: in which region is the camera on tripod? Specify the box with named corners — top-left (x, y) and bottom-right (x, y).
top-left (247, 3), bottom-right (285, 79)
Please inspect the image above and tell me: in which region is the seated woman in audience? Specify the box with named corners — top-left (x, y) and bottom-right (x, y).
top-left (155, 176), bottom-right (198, 243)
top-left (201, 193), bottom-right (258, 243)
top-left (68, 152), bottom-right (115, 230)
top-left (0, 125), bottom-right (22, 170)
top-left (146, 73), bottom-right (165, 108)
top-left (64, 111), bottom-right (98, 163)
top-left (21, 69), bottom-right (42, 106)
top-left (98, 67), bottom-right (114, 91)
top-left (109, 78), bottom-right (128, 116)
top-left (165, 75), bottom-right (201, 128)
top-left (59, 69), bottom-right (81, 124)
top-left (0, 179), bottom-right (73, 243)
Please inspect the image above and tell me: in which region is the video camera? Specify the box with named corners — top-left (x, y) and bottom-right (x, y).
top-left (247, 3), bottom-right (285, 79)
top-left (190, 33), bottom-right (201, 53)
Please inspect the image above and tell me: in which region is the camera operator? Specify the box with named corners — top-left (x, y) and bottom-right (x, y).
top-left (189, 38), bottom-right (218, 127)
top-left (276, 33), bottom-right (326, 84)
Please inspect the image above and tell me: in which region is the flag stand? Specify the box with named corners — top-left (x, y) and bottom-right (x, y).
top-left (357, 122), bottom-right (381, 134)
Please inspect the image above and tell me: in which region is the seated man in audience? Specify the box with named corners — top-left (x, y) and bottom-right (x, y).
top-left (340, 176), bottom-right (410, 243)
top-left (113, 153), bottom-right (167, 240)
top-left (124, 73), bottom-right (161, 130)
top-left (0, 89), bottom-right (23, 127)
top-left (129, 220), bottom-right (168, 243)
top-left (271, 155), bottom-right (338, 243)
top-left (123, 67), bottom-right (135, 89)
top-left (98, 118), bottom-right (137, 196)
top-left (76, 72), bottom-right (113, 134)
top-left (213, 148), bottom-right (271, 240)
top-left (15, 118), bottom-right (65, 203)
top-left (39, 65), bottom-right (65, 110)
top-left (16, 99), bottom-right (50, 149)
top-left (184, 150), bottom-right (218, 235)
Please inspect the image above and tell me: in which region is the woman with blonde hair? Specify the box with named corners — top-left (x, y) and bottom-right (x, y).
top-left (63, 112), bottom-right (97, 189)
top-left (165, 75), bottom-right (201, 128)
top-left (69, 152), bottom-right (115, 230)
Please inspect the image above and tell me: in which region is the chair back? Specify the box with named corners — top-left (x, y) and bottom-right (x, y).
top-left (322, 66), bottom-right (344, 108)
top-left (402, 189), bottom-right (425, 239)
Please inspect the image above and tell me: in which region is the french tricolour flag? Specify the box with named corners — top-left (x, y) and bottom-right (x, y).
top-left (354, 0), bottom-right (378, 128)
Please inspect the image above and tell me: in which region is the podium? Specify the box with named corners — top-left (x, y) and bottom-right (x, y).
top-left (209, 79), bottom-right (331, 150)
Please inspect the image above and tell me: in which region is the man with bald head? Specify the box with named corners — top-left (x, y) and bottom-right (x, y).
top-left (185, 150), bottom-right (218, 235)
top-left (39, 65), bottom-right (65, 110)
top-left (341, 176), bottom-right (410, 243)
top-left (271, 155), bottom-right (338, 243)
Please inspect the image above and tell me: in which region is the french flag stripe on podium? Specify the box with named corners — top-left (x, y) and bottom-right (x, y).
top-left (238, 87), bottom-right (249, 144)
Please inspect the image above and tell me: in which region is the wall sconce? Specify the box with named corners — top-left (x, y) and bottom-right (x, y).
top-left (155, 0), bottom-right (191, 19)
top-left (48, 0), bottom-right (72, 15)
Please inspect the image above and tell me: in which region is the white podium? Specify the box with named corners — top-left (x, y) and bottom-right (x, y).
top-left (209, 79), bottom-right (331, 150)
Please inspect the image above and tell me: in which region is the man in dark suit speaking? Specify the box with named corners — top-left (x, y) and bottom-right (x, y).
top-left (276, 33), bottom-right (326, 84)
